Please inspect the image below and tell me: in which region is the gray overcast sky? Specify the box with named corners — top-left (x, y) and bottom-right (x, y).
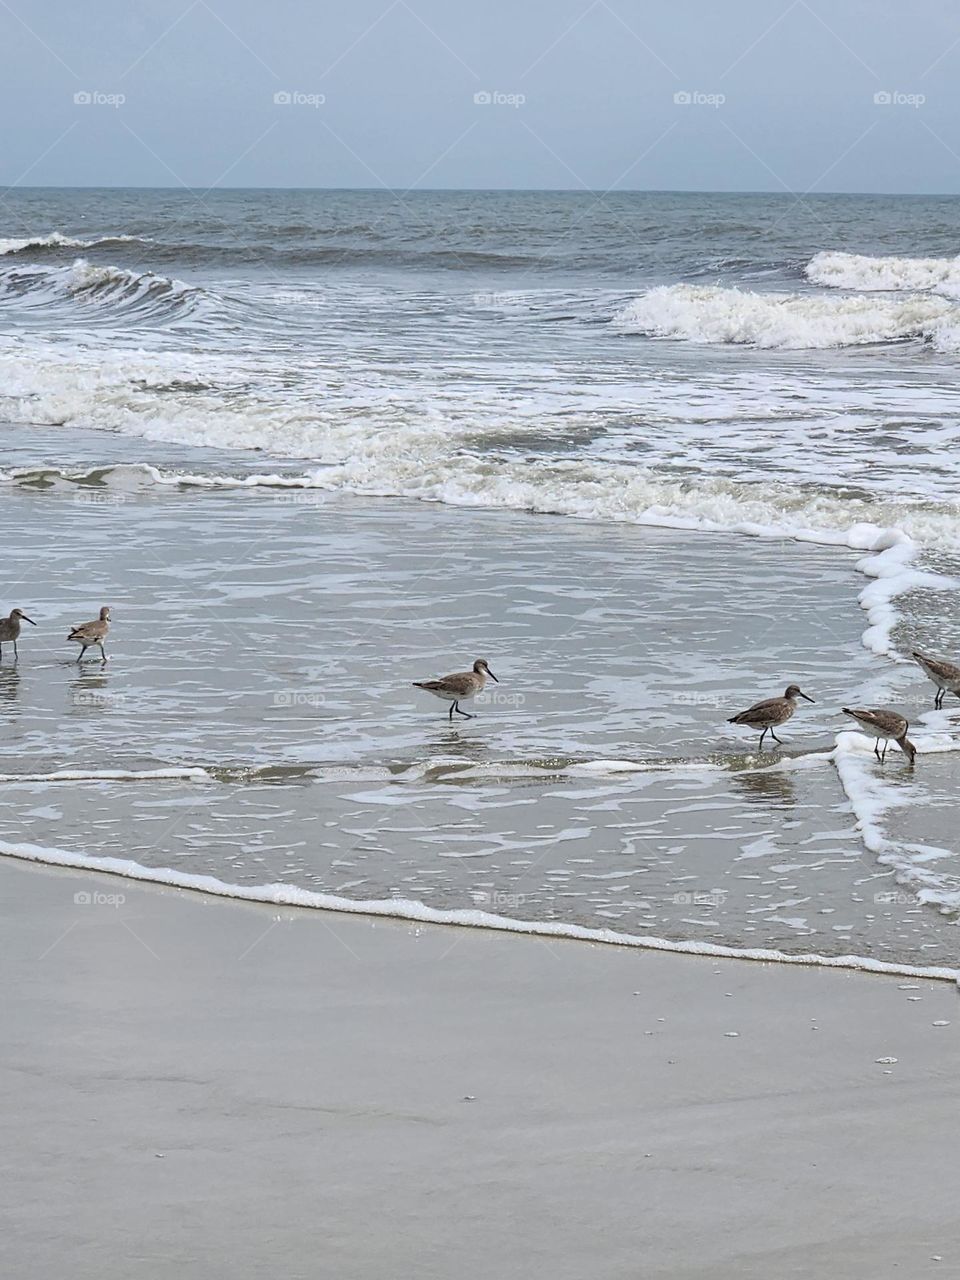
top-left (2, 0), bottom-right (959, 192)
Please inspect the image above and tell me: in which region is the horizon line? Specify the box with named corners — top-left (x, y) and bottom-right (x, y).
top-left (3, 184), bottom-right (958, 198)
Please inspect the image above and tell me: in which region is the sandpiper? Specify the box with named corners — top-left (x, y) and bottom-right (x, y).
top-left (912, 650), bottom-right (960, 710)
top-left (413, 658), bottom-right (498, 720)
top-left (68, 606), bottom-right (111, 662)
top-left (842, 707), bottom-right (917, 764)
top-left (728, 684), bottom-right (814, 751)
top-left (0, 608), bottom-right (36, 660)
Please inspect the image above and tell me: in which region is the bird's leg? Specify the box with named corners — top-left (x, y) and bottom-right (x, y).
top-left (757, 729), bottom-right (767, 752)
top-left (770, 730), bottom-right (783, 745)
top-left (77, 646), bottom-right (85, 664)
top-left (455, 703), bottom-right (474, 719)
top-left (881, 740), bottom-right (888, 763)
top-left (448, 701), bottom-right (455, 721)
top-left (874, 741), bottom-right (881, 760)
top-left (13, 640), bottom-right (18, 661)
top-left (98, 643), bottom-right (107, 662)
top-left (936, 688), bottom-right (944, 709)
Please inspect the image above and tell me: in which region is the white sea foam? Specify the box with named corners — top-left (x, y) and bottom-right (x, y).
top-left (0, 459), bottom-right (950, 660)
top-left (613, 283), bottom-right (955, 348)
top-left (807, 250), bottom-right (960, 298)
top-left (834, 732), bottom-right (960, 910)
top-left (0, 767), bottom-right (212, 784)
top-left (2, 838), bottom-right (956, 981)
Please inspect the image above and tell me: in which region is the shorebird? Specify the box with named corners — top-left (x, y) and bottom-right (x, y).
top-left (68, 606), bottom-right (111, 662)
top-left (413, 658), bottom-right (498, 720)
top-left (912, 650), bottom-right (960, 709)
top-left (842, 707), bottom-right (917, 764)
top-left (728, 684), bottom-right (814, 751)
top-left (0, 608), bottom-right (36, 660)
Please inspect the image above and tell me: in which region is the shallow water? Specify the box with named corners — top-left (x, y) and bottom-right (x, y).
top-left (1, 189), bottom-right (959, 971)
top-left (0, 479), bottom-right (956, 967)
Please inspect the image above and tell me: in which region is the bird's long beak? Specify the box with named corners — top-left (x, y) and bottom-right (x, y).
top-left (487, 669), bottom-right (499, 683)
top-left (21, 615), bottom-right (36, 626)
top-left (799, 691), bottom-right (815, 703)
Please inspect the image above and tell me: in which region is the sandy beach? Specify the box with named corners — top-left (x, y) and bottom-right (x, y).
top-left (4, 857), bottom-right (958, 1280)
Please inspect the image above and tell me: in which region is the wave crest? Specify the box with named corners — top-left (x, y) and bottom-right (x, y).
top-left (613, 283), bottom-right (955, 348)
top-left (0, 232), bottom-right (148, 256)
top-left (0, 257), bottom-right (205, 321)
top-left (806, 249), bottom-right (960, 297)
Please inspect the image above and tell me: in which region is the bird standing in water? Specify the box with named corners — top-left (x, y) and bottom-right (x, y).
top-left (0, 608), bottom-right (36, 661)
top-left (842, 707), bottom-right (917, 764)
top-left (728, 684), bottom-right (815, 751)
top-left (413, 658), bottom-right (498, 720)
top-left (68, 606), bottom-right (111, 662)
top-left (912, 650), bottom-right (960, 710)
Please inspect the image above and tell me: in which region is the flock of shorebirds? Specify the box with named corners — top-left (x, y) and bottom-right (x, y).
top-left (727, 653), bottom-right (960, 764)
top-left (0, 606), bottom-right (111, 663)
top-left (413, 654), bottom-right (959, 766)
top-left (1, 606), bottom-right (958, 765)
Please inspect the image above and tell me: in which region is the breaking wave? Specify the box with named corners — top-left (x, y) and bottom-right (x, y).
top-left (0, 232), bottom-right (149, 256)
top-left (0, 257), bottom-right (207, 321)
top-left (613, 283), bottom-right (957, 349)
top-left (806, 249), bottom-right (960, 297)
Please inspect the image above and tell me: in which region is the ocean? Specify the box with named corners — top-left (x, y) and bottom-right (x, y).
top-left (1, 187), bottom-right (959, 976)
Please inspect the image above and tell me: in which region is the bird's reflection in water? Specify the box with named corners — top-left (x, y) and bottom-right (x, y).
top-left (732, 766), bottom-right (797, 808)
top-left (424, 729), bottom-right (492, 778)
top-left (68, 664), bottom-right (114, 712)
top-left (0, 665), bottom-right (20, 707)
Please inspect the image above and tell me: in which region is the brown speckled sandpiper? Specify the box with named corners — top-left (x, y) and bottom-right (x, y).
top-left (0, 608), bottom-right (36, 661)
top-left (413, 658), bottom-right (498, 720)
top-left (68, 606), bottom-right (111, 662)
top-left (728, 684), bottom-right (814, 751)
top-left (842, 707), bottom-right (917, 764)
top-left (912, 650), bottom-right (960, 710)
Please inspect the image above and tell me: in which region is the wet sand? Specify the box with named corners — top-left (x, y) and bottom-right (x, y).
top-left (3, 858), bottom-right (959, 1280)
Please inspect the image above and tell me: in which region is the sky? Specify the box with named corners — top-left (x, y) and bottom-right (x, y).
top-left (2, 0), bottom-right (960, 192)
